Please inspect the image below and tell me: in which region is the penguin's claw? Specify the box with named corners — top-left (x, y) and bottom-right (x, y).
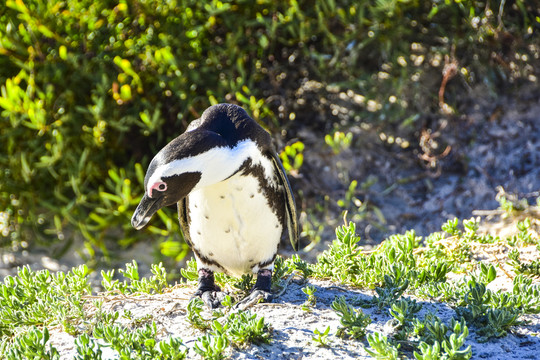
top-left (234, 290), bottom-right (273, 310)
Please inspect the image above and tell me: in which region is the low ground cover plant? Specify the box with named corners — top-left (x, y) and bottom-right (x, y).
top-left (0, 213), bottom-right (538, 358)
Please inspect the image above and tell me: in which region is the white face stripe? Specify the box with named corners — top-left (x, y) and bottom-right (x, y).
top-left (146, 139), bottom-right (275, 194)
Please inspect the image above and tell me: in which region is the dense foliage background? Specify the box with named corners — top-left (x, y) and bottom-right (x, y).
top-left (0, 0), bottom-right (538, 265)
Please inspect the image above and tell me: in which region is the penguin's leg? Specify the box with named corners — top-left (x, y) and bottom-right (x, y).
top-left (235, 267), bottom-right (273, 309)
top-left (251, 268), bottom-right (274, 302)
top-left (192, 268), bottom-right (227, 308)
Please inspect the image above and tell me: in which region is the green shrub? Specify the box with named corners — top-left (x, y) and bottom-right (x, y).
top-left (0, 0), bottom-right (536, 260)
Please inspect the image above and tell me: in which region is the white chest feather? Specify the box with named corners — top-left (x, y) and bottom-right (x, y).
top-left (187, 172), bottom-right (282, 276)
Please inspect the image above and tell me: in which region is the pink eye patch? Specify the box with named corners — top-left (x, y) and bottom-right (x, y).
top-left (148, 181), bottom-right (167, 197)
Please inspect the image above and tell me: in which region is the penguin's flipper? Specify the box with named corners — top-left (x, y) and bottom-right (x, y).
top-left (268, 150), bottom-right (299, 251)
top-left (177, 197), bottom-right (193, 248)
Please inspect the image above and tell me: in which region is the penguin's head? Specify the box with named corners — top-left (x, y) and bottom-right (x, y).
top-left (131, 147), bottom-right (202, 230)
top-left (130, 128), bottom-right (224, 230)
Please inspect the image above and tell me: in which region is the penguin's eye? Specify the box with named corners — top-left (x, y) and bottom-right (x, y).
top-left (148, 181), bottom-right (167, 197)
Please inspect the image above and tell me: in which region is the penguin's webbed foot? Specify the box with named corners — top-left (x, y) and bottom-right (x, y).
top-left (234, 289), bottom-right (273, 310)
top-left (193, 287), bottom-right (227, 309)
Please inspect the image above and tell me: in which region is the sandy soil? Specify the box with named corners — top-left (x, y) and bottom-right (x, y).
top-left (47, 275), bottom-right (540, 360)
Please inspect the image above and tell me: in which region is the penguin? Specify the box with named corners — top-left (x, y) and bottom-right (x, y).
top-left (131, 103), bottom-right (298, 308)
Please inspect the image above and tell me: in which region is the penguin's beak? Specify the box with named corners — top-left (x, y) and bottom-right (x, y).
top-left (131, 194), bottom-right (164, 230)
